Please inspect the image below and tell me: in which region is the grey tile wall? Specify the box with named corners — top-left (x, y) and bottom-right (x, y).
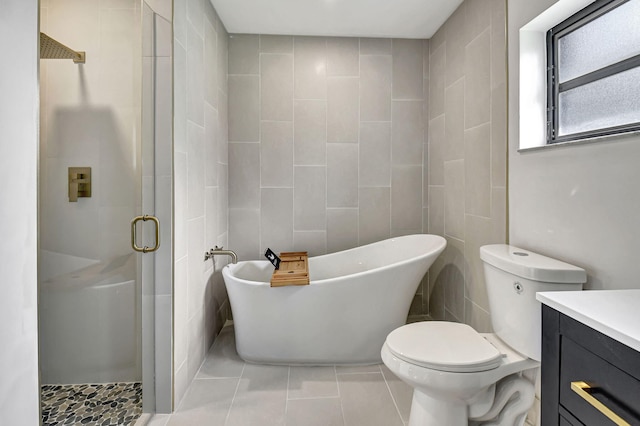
top-left (327, 208), bottom-right (359, 253)
top-left (260, 121), bottom-right (293, 187)
top-left (392, 39), bottom-right (423, 100)
top-left (392, 100), bottom-right (423, 165)
top-left (173, 0), bottom-right (229, 408)
top-left (427, 0), bottom-right (507, 331)
top-left (294, 165), bottom-right (327, 231)
top-left (261, 54), bottom-right (293, 121)
top-left (294, 100), bottom-right (326, 165)
top-left (327, 144), bottom-right (358, 208)
top-left (225, 2), bottom-right (507, 323)
top-left (228, 76), bottom-right (259, 141)
top-left (294, 37), bottom-right (327, 100)
top-left (228, 35), bottom-right (429, 311)
top-left (327, 77), bottom-right (359, 142)
top-left (360, 55), bottom-right (391, 121)
top-left (359, 122), bottom-right (391, 187)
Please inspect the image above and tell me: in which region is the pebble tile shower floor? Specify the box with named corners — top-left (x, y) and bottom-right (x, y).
top-left (41, 382), bottom-right (141, 425)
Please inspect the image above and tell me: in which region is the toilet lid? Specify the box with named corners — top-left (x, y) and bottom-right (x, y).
top-left (385, 322), bottom-right (503, 373)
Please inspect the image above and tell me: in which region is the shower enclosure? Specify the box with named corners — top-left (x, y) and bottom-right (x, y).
top-left (38, 0), bottom-right (173, 423)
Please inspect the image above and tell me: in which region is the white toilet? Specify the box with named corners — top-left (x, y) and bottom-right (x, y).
top-left (381, 244), bottom-right (586, 425)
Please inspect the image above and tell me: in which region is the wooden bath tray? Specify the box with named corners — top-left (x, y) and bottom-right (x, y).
top-left (270, 252), bottom-right (309, 287)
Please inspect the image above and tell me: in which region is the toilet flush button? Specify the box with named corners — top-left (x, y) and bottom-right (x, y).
top-left (513, 281), bottom-right (524, 294)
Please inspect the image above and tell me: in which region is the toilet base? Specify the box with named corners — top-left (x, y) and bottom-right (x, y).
top-left (406, 374), bottom-right (536, 426)
top-left (408, 389), bottom-right (467, 426)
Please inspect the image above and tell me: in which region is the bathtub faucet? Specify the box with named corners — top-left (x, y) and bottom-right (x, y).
top-left (204, 246), bottom-right (238, 264)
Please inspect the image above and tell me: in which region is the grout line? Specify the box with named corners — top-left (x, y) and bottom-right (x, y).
top-left (336, 365), bottom-right (348, 426)
top-left (258, 37), bottom-right (263, 258)
top-left (389, 39), bottom-right (395, 235)
top-left (291, 36), bottom-right (296, 251)
top-left (292, 97), bottom-right (327, 101)
top-left (224, 362), bottom-right (246, 425)
top-left (390, 98), bottom-right (425, 102)
top-left (323, 37), bottom-right (328, 254)
top-left (193, 375), bottom-right (244, 380)
top-left (356, 37), bottom-right (361, 247)
top-left (259, 52), bottom-right (292, 56)
top-left (287, 395), bottom-right (342, 401)
top-left (334, 365), bottom-right (341, 399)
top-left (285, 366), bottom-right (291, 418)
top-left (334, 370), bottom-right (384, 376)
top-left (379, 364), bottom-right (406, 424)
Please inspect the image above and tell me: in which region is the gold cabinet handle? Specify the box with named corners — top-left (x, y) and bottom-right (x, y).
top-left (571, 381), bottom-right (631, 426)
top-left (131, 215), bottom-right (160, 253)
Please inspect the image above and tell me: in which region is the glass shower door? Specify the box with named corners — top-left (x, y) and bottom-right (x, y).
top-left (38, 0), bottom-right (147, 424)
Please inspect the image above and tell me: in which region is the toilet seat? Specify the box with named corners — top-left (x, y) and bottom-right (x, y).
top-left (384, 322), bottom-right (503, 373)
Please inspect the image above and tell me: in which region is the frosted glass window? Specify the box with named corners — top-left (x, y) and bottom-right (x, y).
top-left (558, 0), bottom-right (640, 83)
top-left (547, 0), bottom-right (640, 143)
top-left (558, 67), bottom-right (640, 136)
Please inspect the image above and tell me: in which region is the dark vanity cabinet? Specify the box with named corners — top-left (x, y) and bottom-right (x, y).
top-left (541, 305), bottom-right (640, 425)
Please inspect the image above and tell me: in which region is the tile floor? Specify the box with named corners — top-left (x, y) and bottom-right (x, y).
top-left (148, 324), bottom-right (414, 426)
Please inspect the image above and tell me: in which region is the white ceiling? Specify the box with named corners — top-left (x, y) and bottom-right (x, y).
top-left (210, 0), bottom-right (464, 39)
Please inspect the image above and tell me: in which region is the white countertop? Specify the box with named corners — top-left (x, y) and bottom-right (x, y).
top-left (537, 289), bottom-right (640, 353)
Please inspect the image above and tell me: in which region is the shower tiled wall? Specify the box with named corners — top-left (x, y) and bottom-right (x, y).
top-left (227, 35), bottom-right (430, 312)
top-left (427, 0), bottom-right (508, 330)
top-left (173, 0), bottom-right (229, 407)
top-left (39, 0), bottom-right (141, 267)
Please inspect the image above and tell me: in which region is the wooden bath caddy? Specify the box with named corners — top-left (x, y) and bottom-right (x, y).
top-left (270, 252), bottom-right (309, 287)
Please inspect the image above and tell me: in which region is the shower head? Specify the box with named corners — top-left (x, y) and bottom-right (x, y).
top-left (40, 32), bottom-right (85, 64)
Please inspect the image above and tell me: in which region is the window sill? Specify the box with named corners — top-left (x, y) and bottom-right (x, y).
top-left (518, 128), bottom-right (640, 153)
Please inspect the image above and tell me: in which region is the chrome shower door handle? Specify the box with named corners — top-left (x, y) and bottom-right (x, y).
top-left (131, 215), bottom-right (160, 253)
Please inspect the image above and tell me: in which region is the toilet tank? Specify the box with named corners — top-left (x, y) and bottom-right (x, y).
top-left (480, 244), bottom-right (586, 361)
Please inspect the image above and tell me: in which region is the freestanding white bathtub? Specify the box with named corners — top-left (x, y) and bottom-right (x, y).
top-left (222, 234), bottom-right (447, 365)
